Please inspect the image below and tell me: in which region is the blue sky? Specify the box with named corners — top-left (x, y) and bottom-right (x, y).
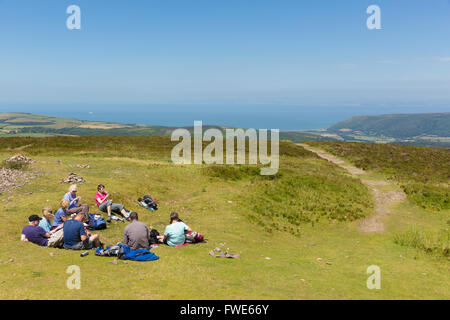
top-left (0, 0), bottom-right (450, 111)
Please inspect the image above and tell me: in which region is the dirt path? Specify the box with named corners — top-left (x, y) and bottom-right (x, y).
top-left (298, 144), bottom-right (406, 233)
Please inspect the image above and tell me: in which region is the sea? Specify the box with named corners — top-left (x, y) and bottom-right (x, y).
top-left (1, 105), bottom-right (448, 131)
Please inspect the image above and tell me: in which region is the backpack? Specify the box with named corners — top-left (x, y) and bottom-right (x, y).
top-left (118, 243), bottom-right (159, 262)
top-left (88, 213), bottom-right (107, 230)
top-left (95, 244), bottom-right (125, 257)
top-left (149, 229), bottom-right (160, 245)
top-left (138, 195), bottom-right (158, 211)
top-left (185, 231), bottom-right (205, 244)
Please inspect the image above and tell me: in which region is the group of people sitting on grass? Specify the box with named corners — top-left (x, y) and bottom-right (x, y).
top-left (20, 184), bottom-right (200, 252)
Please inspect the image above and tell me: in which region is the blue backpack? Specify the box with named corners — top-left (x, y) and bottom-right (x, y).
top-left (88, 213), bottom-right (107, 230)
top-left (118, 243), bottom-right (159, 262)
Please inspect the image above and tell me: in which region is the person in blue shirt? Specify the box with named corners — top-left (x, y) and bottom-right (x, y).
top-left (158, 212), bottom-right (192, 247)
top-left (63, 184), bottom-right (89, 223)
top-left (63, 213), bottom-right (102, 250)
top-left (21, 215), bottom-right (64, 248)
top-left (52, 199), bottom-right (69, 230)
top-left (39, 207), bottom-right (53, 233)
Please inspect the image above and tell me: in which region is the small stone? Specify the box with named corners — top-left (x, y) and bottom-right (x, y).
top-left (265, 257), bottom-right (271, 260)
top-left (227, 201), bottom-right (233, 204)
top-left (122, 261), bottom-right (128, 264)
top-left (300, 279), bottom-right (305, 282)
top-left (310, 243), bottom-right (315, 246)
top-left (9, 259), bottom-right (14, 263)
top-left (0, 281), bottom-right (6, 284)
top-left (49, 252), bottom-right (54, 257)
top-left (13, 273), bottom-right (16, 277)
top-left (316, 258), bottom-right (322, 261)
top-left (293, 274), bottom-right (299, 278)
top-left (109, 259), bottom-right (118, 265)
top-left (326, 262), bottom-right (332, 265)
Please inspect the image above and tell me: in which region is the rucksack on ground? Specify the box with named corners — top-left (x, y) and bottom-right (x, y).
top-left (137, 194), bottom-right (158, 211)
top-left (88, 213), bottom-right (107, 230)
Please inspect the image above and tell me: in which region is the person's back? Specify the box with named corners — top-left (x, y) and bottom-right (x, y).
top-left (123, 213), bottom-right (150, 250)
top-left (164, 221), bottom-right (188, 247)
top-left (22, 225), bottom-right (48, 247)
top-left (63, 219), bottom-right (85, 248)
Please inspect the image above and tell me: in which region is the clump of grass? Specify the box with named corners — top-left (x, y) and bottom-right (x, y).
top-left (1, 160), bottom-right (29, 171)
top-left (246, 170), bottom-right (373, 234)
top-left (402, 183), bottom-right (450, 211)
top-left (393, 228), bottom-right (450, 258)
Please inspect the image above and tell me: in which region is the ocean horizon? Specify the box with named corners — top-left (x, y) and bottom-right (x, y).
top-left (1, 105), bottom-right (448, 131)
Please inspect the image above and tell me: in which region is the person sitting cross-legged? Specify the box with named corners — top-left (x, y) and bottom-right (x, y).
top-left (63, 184), bottom-right (89, 223)
top-left (63, 213), bottom-right (102, 250)
top-left (123, 212), bottom-right (152, 250)
top-left (157, 212), bottom-right (193, 247)
top-left (95, 184), bottom-right (131, 223)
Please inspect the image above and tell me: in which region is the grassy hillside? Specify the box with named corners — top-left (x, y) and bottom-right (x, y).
top-left (0, 137), bottom-right (448, 299)
top-left (327, 113), bottom-right (450, 140)
top-left (307, 141), bottom-right (450, 211)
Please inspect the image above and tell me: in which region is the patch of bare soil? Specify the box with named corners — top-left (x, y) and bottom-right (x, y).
top-left (298, 143), bottom-right (407, 234)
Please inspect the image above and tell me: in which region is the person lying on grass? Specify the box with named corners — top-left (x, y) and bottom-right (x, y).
top-left (21, 214), bottom-right (64, 248)
top-left (157, 212), bottom-right (193, 247)
top-left (123, 212), bottom-right (152, 250)
top-left (63, 184), bottom-right (89, 223)
top-left (63, 213), bottom-right (102, 250)
top-left (51, 199), bottom-right (69, 231)
top-left (95, 184), bottom-right (131, 223)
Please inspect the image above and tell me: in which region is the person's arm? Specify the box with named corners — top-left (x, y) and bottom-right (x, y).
top-left (95, 194), bottom-right (109, 205)
top-left (79, 223), bottom-right (87, 241)
top-left (21, 234), bottom-right (28, 242)
top-left (44, 233), bottom-right (51, 238)
top-left (52, 224), bottom-right (64, 233)
top-left (184, 223), bottom-right (192, 234)
top-left (61, 215), bottom-right (67, 223)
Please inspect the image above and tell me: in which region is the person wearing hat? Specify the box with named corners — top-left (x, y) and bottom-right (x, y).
top-left (21, 215), bottom-right (64, 248)
top-left (21, 215), bottom-right (51, 247)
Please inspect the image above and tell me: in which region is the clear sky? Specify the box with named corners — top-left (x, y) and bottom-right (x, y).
top-left (0, 0), bottom-right (450, 110)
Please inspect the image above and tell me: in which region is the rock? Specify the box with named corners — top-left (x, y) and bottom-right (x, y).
top-left (265, 257), bottom-right (271, 260)
top-left (60, 173), bottom-right (85, 184)
top-left (0, 281), bottom-right (6, 284)
top-left (109, 259), bottom-right (118, 265)
top-left (227, 201), bottom-right (233, 203)
top-left (49, 252), bottom-right (54, 257)
top-left (326, 262), bottom-right (332, 265)
top-left (122, 261), bottom-right (128, 264)
top-left (3, 155), bottom-right (35, 164)
top-left (9, 259), bottom-right (14, 263)
top-left (316, 258), bottom-right (322, 261)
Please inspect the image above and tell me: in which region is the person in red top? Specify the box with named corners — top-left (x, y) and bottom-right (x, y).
top-left (95, 184), bottom-right (131, 223)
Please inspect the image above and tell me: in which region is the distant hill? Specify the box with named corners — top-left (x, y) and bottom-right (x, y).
top-left (327, 113), bottom-right (450, 139)
top-left (0, 112), bottom-right (448, 147)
